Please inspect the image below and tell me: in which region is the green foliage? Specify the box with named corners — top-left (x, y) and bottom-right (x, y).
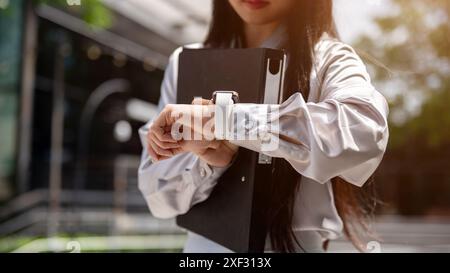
top-left (34, 0), bottom-right (113, 28)
top-left (356, 0), bottom-right (450, 148)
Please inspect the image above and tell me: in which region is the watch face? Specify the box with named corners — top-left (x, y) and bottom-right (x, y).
top-left (230, 92), bottom-right (240, 103)
top-left (212, 91), bottom-right (240, 104)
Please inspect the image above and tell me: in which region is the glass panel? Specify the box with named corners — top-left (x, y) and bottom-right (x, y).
top-left (0, 0), bottom-right (23, 201)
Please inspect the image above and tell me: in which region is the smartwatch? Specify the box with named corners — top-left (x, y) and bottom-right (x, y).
top-left (212, 91), bottom-right (239, 140)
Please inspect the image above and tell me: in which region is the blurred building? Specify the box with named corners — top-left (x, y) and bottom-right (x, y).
top-left (0, 0), bottom-right (210, 241)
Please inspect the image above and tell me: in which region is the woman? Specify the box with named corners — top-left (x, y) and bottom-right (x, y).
top-left (138, 0), bottom-right (389, 253)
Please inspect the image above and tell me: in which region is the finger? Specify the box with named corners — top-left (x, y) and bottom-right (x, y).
top-left (152, 107), bottom-right (170, 128)
top-left (157, 155), bottom-right (170, 161)
top-left (192, 97), bottom-right (212, 105)
top-left (149, 134), bottom-right (174, 157)
top-left (153, 105), bottom-right (180, 132)
top-left (146, 131), bottom-right (158, 157)
top-left (151, 130), bottom-right (180, 149)
top-left (147, 142), bottom-right (160, 162)
top-left (149, 133), bottom-right (174, 157)
top-left (151, 123), bottom-right (178, 143)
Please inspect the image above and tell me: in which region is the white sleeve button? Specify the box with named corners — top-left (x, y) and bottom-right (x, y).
top-left (199, 167), bottom-right (207, 178)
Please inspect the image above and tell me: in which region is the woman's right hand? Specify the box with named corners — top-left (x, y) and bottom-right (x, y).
top-left (146, 98), bottom-right (238, 167)
top-left (146, 100), bottom-right (199, 162)
top-left (146, 123), bottom-right (238, 167)
top-left (146, 121), bottom-right (180, 162)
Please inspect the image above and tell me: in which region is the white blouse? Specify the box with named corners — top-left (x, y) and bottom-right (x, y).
top-left (137, 28), bottom-right (389, 253)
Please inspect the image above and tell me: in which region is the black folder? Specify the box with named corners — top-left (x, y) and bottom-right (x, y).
top-left (176, 48), bottom-right (286, 253)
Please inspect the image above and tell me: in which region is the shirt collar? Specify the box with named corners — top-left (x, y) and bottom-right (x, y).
top-left (259, 24), bottom-right (287, 49)
top-left (232, 24), bottom-right (287, 49)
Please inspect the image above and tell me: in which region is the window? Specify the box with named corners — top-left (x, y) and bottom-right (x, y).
top-left (0, 0), bottom-right (24, 201)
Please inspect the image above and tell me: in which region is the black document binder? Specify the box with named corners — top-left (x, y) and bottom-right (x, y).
top-left (176, 48), bottom-right (286, 253)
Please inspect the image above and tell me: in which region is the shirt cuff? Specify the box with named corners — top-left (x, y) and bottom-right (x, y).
top-left (182, 156), bottom-right (229, 188)
top-left (227, 104), bottom-right (280, 152)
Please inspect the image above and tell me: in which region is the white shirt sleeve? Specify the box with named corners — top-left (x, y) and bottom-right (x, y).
top-left (228, 40), bottom-right (389, 187)
top-left (138, 47), bottom-right (229, 219)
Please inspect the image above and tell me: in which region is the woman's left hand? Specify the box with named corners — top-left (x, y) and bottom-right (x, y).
top-left (175, 140), bottom-right (238, 168)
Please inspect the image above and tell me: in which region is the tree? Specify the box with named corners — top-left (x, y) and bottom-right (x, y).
top-left (356, 0), bottom-right (450, 148)
top-left (34, 0), bottom-right (113, 28)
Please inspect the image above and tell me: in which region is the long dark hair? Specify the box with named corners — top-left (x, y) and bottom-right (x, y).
top-left (205, 0), bottom-right (376, 252)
